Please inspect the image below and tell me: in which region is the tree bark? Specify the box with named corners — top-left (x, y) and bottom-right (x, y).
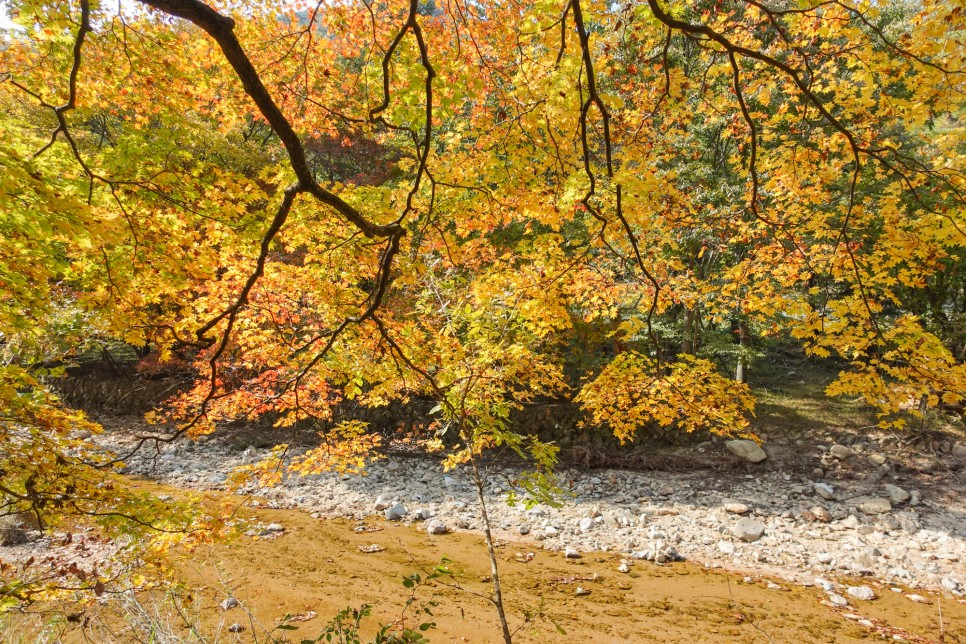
top-left (472, 458), bottom-right (513, 644)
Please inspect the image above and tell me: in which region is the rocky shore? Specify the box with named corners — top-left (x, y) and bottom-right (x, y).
top-left (94, 417), bottom-right (966, 602)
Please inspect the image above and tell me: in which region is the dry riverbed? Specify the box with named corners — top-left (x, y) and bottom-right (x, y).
top-left (4, 413), bottom-right (966, 642)
top-left (10, 502), bottom-right (965, 643)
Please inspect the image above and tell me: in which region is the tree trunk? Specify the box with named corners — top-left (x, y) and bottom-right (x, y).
top-left (682, 306), bottom-right (694, 355)
top-left (472, 459), bottom-right (513, 644)
top-left (735, 320), bottom-right (749, 383)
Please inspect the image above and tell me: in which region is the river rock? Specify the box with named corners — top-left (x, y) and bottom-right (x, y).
top-left (426, 520), bottom-right (448, 535)
top-left (884, 485), bottom-right (910, 504)
top-left (859, 498), bottom-right (892, 515)
top-left (578, 517), bottom-right (595, 532)
top-left (385, 503), bottom-right (408, 521)
top-left (220, 597), bottom-right (239, 611)
top-left (847, 586), bottom-right (876, 601)
top-left (811, 506), bottom-right (832, 523)
top-left (828, 593), bottom-right (849, 607)
top-left (726, 440), bottom-right (767, 463)
top-left (829, 445), bottom-right (852, 460)
top-left (718, 541), bottom-right (736, 555)
top-left (814, 483), bottom-right (835, 500)
top-left (723, 502), bottom-right (750, 515)
top-left (868, 453), bottom-right (887, 466)
top-left (565, 546), bottom-right (582, 559)
top-left (733, 518), bottom-right (765, 543)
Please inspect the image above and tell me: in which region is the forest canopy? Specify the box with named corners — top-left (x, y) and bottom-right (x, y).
top-left (0, 0), bottom-right (964, 603)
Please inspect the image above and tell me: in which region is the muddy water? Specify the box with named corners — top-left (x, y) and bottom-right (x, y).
top-left (168, 504), bottom-right (963, 644)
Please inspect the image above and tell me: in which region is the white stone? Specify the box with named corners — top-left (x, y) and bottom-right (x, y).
top-left (426, 519), bottom-right (448, 535)
top-left (385, 503), bottom-right (408, 521)
top-left (723, 502), bottom-right (750, 515)
top-left (829, 445), bottom-right (852, 460)
top-left (828, 593), bottom-right (849, 607)
top-left (859, 498), bottom-right (892, 515)
top-left (814, 483), bottom-right (835, 500)
top-left (726, 439), bottom-right (767, 463)
top-left (884, 484), bottom-right (910, 504)
top-left (733, 518), bottom-right (766, 543)
top-left (847, 586), bottom-right (876, 601)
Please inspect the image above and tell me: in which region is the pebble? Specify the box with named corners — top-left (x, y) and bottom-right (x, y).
top-left (385, 503), bottom-right (408, 521)
top-left (578, 517), bottom-right (595, 532)
top-left (847, 586), bottom-right (876, 601)
top-left (723, 502), bottom-right (750, 515)
top-left (905, 594), bottom-right (930, 604)
top-left (220, 597), bottom-right (239, 611)
top-left (426, 520), bottom-right (448, 535)
top-left (718, 541), bottom-right (736, 555)
top-left (884, 484), bottom-right (910, 504)
top-left (814, 483), bottom-right (835, 500)
top-left (732, 518), bottom-right (765, 543)
top-left (810, 506), bottom-right (832, 523)
top-left (565, 546), bottom-right (582, 559)
top-left (575, 587), bottom-right (591, 596)
top-left (829, 445), bottom-right (852, 460)
top-left (228, 624), bottom-right (245, 633)
top-left (859, 498), bottom-right (892, 515)
top-left (828, 593), bottom-right (849, 607)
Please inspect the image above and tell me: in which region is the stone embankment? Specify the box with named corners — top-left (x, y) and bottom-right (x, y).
top-left (94, 420), bottom-right (966, 601)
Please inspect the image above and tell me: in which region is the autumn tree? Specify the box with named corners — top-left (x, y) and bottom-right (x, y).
top-left (1, 0), bottom-right (964, 634)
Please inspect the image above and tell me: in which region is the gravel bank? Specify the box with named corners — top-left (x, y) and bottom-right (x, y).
top-left (94, 418), bottom-right (966, 598)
